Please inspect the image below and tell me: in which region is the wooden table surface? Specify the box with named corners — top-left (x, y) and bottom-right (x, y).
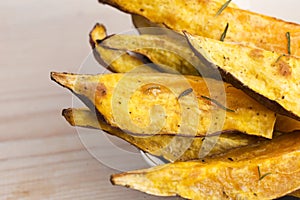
top-left (1, 1), bottom-right (299, 199)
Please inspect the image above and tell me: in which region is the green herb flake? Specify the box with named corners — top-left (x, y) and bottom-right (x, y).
top-left (220, 23), bottom-right (229, 42)
top-left (201, 95), bottom-right (235, 112)
top-left (286, 32), bottom-right (291, 55)
top-left (257, 166), bottom-right (272, 181)
top-left (216, 0), bottom-right (232, 16)
top-left (178, 88), bottom-right (193, 99)
top-left (275, 54), bottom-right (286, 63)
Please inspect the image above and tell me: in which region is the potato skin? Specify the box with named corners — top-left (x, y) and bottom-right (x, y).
top-left (99, 0), bottom-right (300, 56)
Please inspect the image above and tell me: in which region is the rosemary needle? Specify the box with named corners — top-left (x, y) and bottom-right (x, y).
top-left (257, 166), bottom-right (272, 181)
top-left (178, 88), bottom-right (193, 99)
top-left (216, 0), bottom-right (232, 16)
top-left (220, 23), bottom-right (229, 42)
top-left (201, 95), bottom-right (235, 112)
top-left (286, 32), bottom-right (291, 55)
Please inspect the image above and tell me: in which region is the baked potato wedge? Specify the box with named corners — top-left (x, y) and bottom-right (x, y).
top-left (111, 131), bottom-right (300, 199)
top-left (90, 23), bottom-right (155, 73)
top-left (99, 0), bottom-right (300, 56)
top-left (62, 107), bottom-right (263, 162)
top-left (130, 0), bottom-right (239, 32)
top-left (186, 33), bottom-right (300, 121)
top-left (92, 27), bottom-right (300, 134)
top-left (97, 31), bottom-right (209, 76)
top-left (51, 72), bottom-right (276, 138)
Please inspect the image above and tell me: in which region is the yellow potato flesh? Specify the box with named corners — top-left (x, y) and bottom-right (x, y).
top-left (51, 72), bottom-right (275, 138)
top-left (62, 108), bottom-right (262, 162)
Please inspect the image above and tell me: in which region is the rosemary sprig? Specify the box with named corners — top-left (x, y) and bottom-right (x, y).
top-left (178, 88), bottom-right (193, 99)
top-left (201, 95), bottom-right (235, 112)
top-left (220, 23), bottom-right (229, 42)
top-left (257, 166), bottom-right (272, 181)
top-left (286, 32), bottom-right (291, 55)
top-left (275, 54), bottom-right (286, 63)
top-left (216, 0), bottom-right (232, 16)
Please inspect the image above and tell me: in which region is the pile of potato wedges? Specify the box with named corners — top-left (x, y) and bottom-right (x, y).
top-left (51, 0), bottom-right (300, 199)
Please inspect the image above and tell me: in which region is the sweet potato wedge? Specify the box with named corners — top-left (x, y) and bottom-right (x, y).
top-left (186, 33), bottom-right (300, 121)
top-left (62, 108), bottom-right (263, 162)
top-left (111, 132), bottom-right (300, 199)
top-left (90, 23), bottom-right (155, 73)
top-left (99, 0), bottom-right (300, 56)
top-left (92, 27), bottom-right (300, 134)
top-left (51, 72), bottom-right (275, 138)
top-left (130, 0), bottom-right (239, 32)
top-left (97, 31), bottom-right (209, 76)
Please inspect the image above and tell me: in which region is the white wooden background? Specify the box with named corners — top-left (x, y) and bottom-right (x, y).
top-left (0, 0), bottom-right (299, 199)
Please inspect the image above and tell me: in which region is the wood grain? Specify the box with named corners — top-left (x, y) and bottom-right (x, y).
top-left (0, 0), bottom-right (180, 199)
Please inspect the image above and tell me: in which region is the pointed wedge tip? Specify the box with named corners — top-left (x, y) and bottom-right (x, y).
top-left (89, 23), bottom-right (107, 47)
top-left (110, 174), bottom-right (117, 185)
top-left (50, 71), bottom-right (77, 89)
top-left (50, 71), bottom-right (67, 83)
top-left (62, 108), bottom-right (76, 126)
top-left (110, 173), bottom-right (130, 186)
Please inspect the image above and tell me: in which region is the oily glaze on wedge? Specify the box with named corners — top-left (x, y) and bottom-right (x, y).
top-left (51, 72), bottom-right (275, 138)
top-left (62, 108), bottom-right (263, 162)
top-left (111, 132), bottom-right (300, 199)
top-left (186, 33), bottom-right (300, 121)
top-left (98, 0), bottom-right (300, 56)
top-left (89, 23), bottom-right (155, 73)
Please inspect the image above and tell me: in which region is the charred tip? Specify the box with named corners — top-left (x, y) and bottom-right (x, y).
top-left (110, 173), bottom-right (129, 186)
top-left (98, 0), bottom-right (110, 4)
top-left (110, 174), bottom-right (117, 185)
top-left (50, 72), bottom-right (77, 90)
top-left (62, 108), bottom-right (76, 126)
top-left (95, 39), bottom-right (103, 44)
top-left (89, 23), bottom-right (107, 48)
top-left (61, 108), bottom-right (72, 116)
top-left (89, 35), bottom-right (96, 49)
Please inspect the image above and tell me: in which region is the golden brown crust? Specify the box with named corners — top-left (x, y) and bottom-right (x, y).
top-left (62, 108), bottom-right (263, 162)
top-left (98, 0), bottom-right (300, 56)
top-left (186, 33), bottom-right (300, 121)
top-left (51, 72), bottom-right (276, 138)
top-left (111, 132), bottom-right (300, 199)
